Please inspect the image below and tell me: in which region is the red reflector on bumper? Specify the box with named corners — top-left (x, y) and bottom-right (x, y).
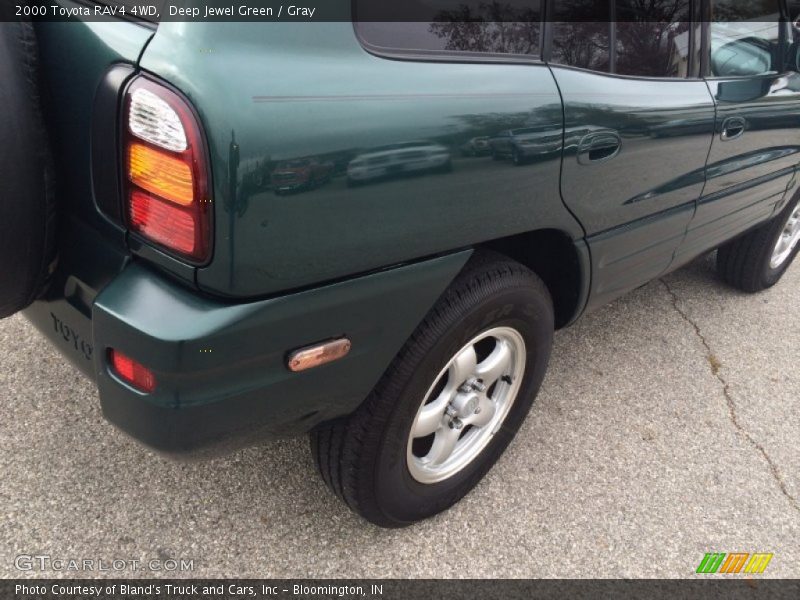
top-left (108, 349), bottom-right (156, 393)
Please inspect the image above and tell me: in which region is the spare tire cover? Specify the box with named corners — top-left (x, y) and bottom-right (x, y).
top-left (0, 15), bottom-right (57, 319)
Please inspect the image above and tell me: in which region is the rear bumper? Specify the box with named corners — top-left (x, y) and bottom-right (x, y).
top-left (24, 249), bottom-right (471, 456)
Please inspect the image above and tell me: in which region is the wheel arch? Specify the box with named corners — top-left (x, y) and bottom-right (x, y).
top-left (479, 229), bottom-right (590, 329)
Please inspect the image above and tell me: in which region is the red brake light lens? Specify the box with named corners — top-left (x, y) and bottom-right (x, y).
top-left (108, 349), bottom-right (156, 393)
top-left (129, 189), bottom-right (196, 255)
top-left (123, 77), bottom-right (211, 263)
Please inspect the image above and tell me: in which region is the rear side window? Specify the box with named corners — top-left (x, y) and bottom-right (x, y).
top-left (550, 0), bottom-right (692, 77)
top-left (355, 1), bottom-right (542, 58)
top-left (549, 2), bottom-right (612, 72)
top-left (708, 0), bottom-right (784, 77)
top-left (614, 1), bottom-right (692, 77)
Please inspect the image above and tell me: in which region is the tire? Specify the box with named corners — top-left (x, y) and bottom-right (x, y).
top-left (512, 147), bottom-right (523, 166)
top-left (491, 150), bottom-right (502, 161)
top-left (717, 194), bottom-right (800, 293)
top-left (0, 17), bottom-right (57, 319)
top-left (310, 251), bottom-right (554, 527)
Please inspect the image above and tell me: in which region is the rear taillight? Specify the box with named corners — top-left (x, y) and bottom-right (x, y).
top-left (108, 349), bottom-right (156, 393)
top-left (123, 78), bottom-right (211, 263)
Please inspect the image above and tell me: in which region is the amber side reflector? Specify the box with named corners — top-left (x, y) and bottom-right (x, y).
top-left (287, 338), bottom-right (352, 372)
top-left (128, 142), bottom-right (194, 206)
top-left (108, 349), bottom-right (156, 393)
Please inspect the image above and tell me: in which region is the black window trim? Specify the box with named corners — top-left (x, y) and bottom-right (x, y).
top-left (355, 36), bottom-right (548, 67)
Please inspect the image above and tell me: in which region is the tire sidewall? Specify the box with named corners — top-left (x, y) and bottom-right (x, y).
top-left (372, 283), bottom-right (553, 524)
top-left (0, 20), bottom-right (56, 317)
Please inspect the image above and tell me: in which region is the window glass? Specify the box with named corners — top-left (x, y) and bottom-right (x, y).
top-left (550, 1), bottom-right (612, 72)
top-left (550, 1), bottom-right (691, 77)
top-left (709, 0), bottom-right (783, 77)
top-left (614, 1), bottom-right (692, 77)
top-left (355, 1), bottom-right (542, 57)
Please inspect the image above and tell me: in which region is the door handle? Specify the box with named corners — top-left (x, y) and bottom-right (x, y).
top-left (577, 131), bottom-right (622, 165)
top-left (721, 116), bottom-right (746, 141)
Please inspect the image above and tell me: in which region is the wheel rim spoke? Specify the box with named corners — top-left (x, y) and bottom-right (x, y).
top-left (474, 340), bottom-right (512, 385)
top-left (413, 393), bottom-right (449, 438)
top-left (425, 426), bottom-right (461, 466)
top-left (449, 345), bottom-right (477, 384)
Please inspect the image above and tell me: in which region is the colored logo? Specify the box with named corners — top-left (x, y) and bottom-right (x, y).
top-left (696, 553), bottom-right (773, 574)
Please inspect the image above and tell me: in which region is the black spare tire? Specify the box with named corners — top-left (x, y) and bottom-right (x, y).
top-left (0, 15), bottom-right (57, 318)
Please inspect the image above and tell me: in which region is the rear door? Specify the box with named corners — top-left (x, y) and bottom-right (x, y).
top-left (677, 0), bottom-right (800, 265)
top-left (549, 0), bottom-right (716, 310)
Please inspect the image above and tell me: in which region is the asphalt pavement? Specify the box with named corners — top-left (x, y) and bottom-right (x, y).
top-left (1, 252), bottom-right (798, 578)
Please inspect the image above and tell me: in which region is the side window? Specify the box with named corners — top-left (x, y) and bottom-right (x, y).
top-left (550, 2), bottom-right (611, 72)
top-left (709, 0), bottom-right (784, 77)
top-left (355, 1), bottom-right (542, 57)
top-left (550, 1), bottom-right (692, 77)
top-left (614, 1), bottom-right (692, 77)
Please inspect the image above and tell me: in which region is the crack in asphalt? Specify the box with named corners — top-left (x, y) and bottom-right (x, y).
top-left (660, 278), bottom-right (800, 514)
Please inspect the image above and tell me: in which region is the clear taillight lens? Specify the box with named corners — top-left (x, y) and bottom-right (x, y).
top-left (128, 87), bottom-right (187, 152)
top-left (123, 77), bottom-right (212, 263)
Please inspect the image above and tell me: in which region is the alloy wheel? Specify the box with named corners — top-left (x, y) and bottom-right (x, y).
top-left (770, 202), bottom-right (800, 269)
top-left (406, 326), bottom-right (526, 484)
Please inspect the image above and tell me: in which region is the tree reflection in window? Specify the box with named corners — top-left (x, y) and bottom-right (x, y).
top-left (616, 1), bottom-right (691, 77)
top-left (550, 0), bottom-right (691, 77)
top-left (428, 1), bottom-right (541, 55)
top-left (550, 0), bottom-right (611, 71)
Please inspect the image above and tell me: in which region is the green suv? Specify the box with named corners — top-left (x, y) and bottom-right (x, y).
top-left (2, 0), bottom-right (800, 527)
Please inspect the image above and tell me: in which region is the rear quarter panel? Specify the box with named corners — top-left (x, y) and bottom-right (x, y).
top-left (139, 22), bottom-right (582, 298)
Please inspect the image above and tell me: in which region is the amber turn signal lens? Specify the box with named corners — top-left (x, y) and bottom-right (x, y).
top-left (128, 142), bottom-right (194, 206)
top-left (287, 338), bottom-right (352, 372)
top-left (108, 349), bottom-right (156, 393)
